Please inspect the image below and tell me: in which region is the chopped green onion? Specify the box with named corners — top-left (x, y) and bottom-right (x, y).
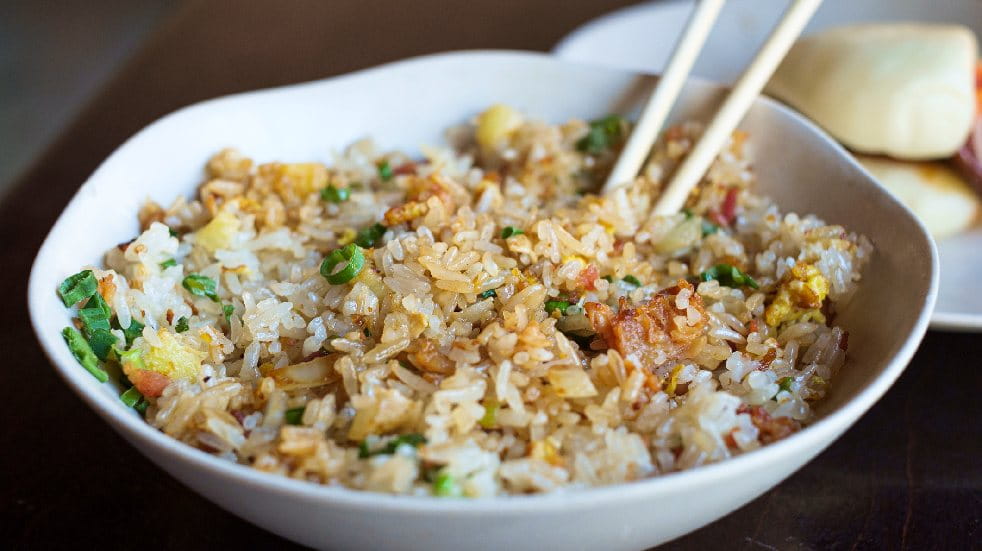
top-left (168, 227), bottom-right (179, 238)
top-left (134, 399), bottom-right (149, 414)
top-left (175, 317), bottom-right (189, 333)
top-left (223, 304), bottom-right (234, 324)
top-left (479, 289), bottom-right (497, 299)
top-left (79, 294), bottom-right (112, 334)
top-left (622, 275), bottom-right (642, 287)
top-left (87, 329), bottom-right (117, 361)
top-left (160, 258), bottom-right (178, 269)
top-left (363, 327), bottom-right (372, 338)
top-left (699, 264), bottom-right (759, 289)
top-left (501, 226), bottom-right (524, 238)
top-left (62, 327), bottom-right (108, 382)
top-left (575, 114), bottom-right (626, 154)
top-left (601, 275), bottom-right (613, 282)
top-left (358, 433), bottom-right (427, 458)
top-left (479, 399), bottom-right (499, 429)
top-left (120, 386), bottom-right (144, 408)
top-left (377, 160), bottom-right (394, 182)
top-left (116, 346), bottom-right (145, 371)
top-left (285, 406), bottom-right (305, 425)
top-left (682, 208), bottom-right (694, 219)
top-left (545, 300), bottom-right (570, 315)
top-left (432, 469), bottom-right (463, 497)
top-left (777, 377), bottom-right (794, 393)
top-left (58, 270), bottom-right (98, 307)
top-left (182, 274), bottom-right (220, 302)
top-left (320, 185), bottom-right (350, 203)
top-left (320, 243), bottom-right (366, 284)
top-left (701, 219), bottom-right (719, 236)
top-left (118, 318), bottom-right (144, 347)
top-left (353, 223), bottom-right (387, 248)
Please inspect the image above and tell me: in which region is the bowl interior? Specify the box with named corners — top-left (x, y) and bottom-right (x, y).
top-left (28, 50), bottom-right (936, 507)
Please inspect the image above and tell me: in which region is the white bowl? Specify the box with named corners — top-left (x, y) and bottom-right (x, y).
top-left (553, 0), bottom-right (981, 330)
top-left (28, 51), bottom-right (937, 550)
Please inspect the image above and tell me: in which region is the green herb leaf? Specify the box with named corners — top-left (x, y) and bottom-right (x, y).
top-left (116, 346), bottom-right (145, 372)
top-left (777, 376), bottom-right (794, 393)
top-left (62, 327), bottom-right (108, 382)
top-left (223, 304), bottom-right (234, 324)
top-left (168, 227), bottom-right (179, 238)
top-left (575, 114), bottom-right (626, 154)
top-left (182, 274), bottom-right (220, 302)
top-left (479, 289), bottom-right (497, 299)
top-left (118, 318), bottom-right (144, 347)
top-left (358, 433), bottom-right (427, 458)
top-left (354, 223), bottom-right (387, 248)
top-left (622, 275), bottom-right (642, 287)
top-left (120, 386), bottom-right (144, 408)
top-left (320, 185), bottom-right (350, 203)
top-left (545, 300), bottom-right (570, 315)
top-left (87, 329), bottom-right (117, 361)
top-left (432, 469), bottom-right (463, 497)
top-left (320, 244), bottom-right (366, 284)
top-left (501, 226), bottom-right (524, 238)
top-left (285, 406), bottom-right (305, 425)
top-left (377, 160), bottom-right (394, 182)
top-left (79, 293), bottom-right (112, 334)
top-left (479, 399), bottom-right (499, 429)
top-left (699, 264), bottom-right (759, 289)
top-left (175, 317), bottom-right (189, 333)
top-left (160, 258), bottom-right (178, 269)
top-left (701, 219), bottom-right (719, 236)
top-left (58, 270), bottom-right (98, 307)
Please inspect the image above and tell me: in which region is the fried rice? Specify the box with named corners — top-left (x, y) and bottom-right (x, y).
top-left (57, 105), bottom-right (871, 496)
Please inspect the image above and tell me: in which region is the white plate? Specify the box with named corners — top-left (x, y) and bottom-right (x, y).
top-left (28, 51), bottom-right (936, 549)
top-left (554, 0), bottom-right (982, 330)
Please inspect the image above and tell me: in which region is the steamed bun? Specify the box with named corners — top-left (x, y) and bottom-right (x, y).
top-left (767, 24), bottom-right (978, 160)
top-left (857, 155), bottom-right (978, 238)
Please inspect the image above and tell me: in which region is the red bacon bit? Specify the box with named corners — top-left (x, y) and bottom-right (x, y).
top-left (747, 319), bottom-right (760, 335)
top-left (130, 370), bottom-right (171, 398)
top-left (737, 404), bottom-right (800, 444)
top-left (231, 410), bottom-right (248, 426)
top-left (724, 430), bottom-right (738, 448)
top-left (394, 162), bottom-right (418, 176)
top-left (757, 348), bottom-right (777, 370)
top-left (577, 264), bottom-right (600, 290)
top-left (612, 239), bottom-right (626, 254)
top-left (708, 187), bottom-right (740, 227)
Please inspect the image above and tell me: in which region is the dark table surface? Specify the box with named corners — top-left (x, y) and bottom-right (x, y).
top-left (3, 1), bottom-right (980, 549)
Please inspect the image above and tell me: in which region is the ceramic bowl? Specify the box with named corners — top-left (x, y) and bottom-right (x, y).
top-left (553, 0), bottom-right (980, 330)
top-left (28, 51), bottom-right (937, 550)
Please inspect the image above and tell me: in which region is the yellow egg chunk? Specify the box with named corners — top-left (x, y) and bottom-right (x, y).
top-left (195, 210), bottom-right (241, 252)
top-left (765, 263), bottom-right (830, 327)
top-left (476, 104), bottom-right (524, 149)
top-left (271, 162), bottom-right (329, 197)
top-left (143, 329), bottom-right (207, 382)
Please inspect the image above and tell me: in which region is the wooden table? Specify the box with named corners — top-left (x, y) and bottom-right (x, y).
top-left (3, 1), bottom-right (979, 548)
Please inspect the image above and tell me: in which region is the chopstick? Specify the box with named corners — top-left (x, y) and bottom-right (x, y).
top-left (650, 0), bottom-right (822, 215)
top-left (602, 0), bottom-right (726, 194)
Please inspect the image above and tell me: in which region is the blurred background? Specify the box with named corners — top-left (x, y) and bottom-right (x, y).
top-left (0, 1), bottom-right (172, 198)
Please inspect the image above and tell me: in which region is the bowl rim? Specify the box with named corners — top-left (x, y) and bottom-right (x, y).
top-left (27, 49), bottom-right (939, 514)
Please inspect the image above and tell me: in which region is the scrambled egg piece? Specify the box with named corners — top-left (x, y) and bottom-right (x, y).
top-left (264, 162), bottom-right (328, 198)
top-left (765, 262), bottom-right (830, 327)
top-left (140, 329), bottom-right (206, 382)
top-left (195, 210), bottom-right (240, 252)
top-left (475, 104), bottom-right (524, 148)
top-left (530, 437), bottom-right (564, 467)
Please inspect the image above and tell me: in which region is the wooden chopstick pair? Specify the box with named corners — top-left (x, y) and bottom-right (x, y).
top-left (603, 0), bottom-right (823, 216)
